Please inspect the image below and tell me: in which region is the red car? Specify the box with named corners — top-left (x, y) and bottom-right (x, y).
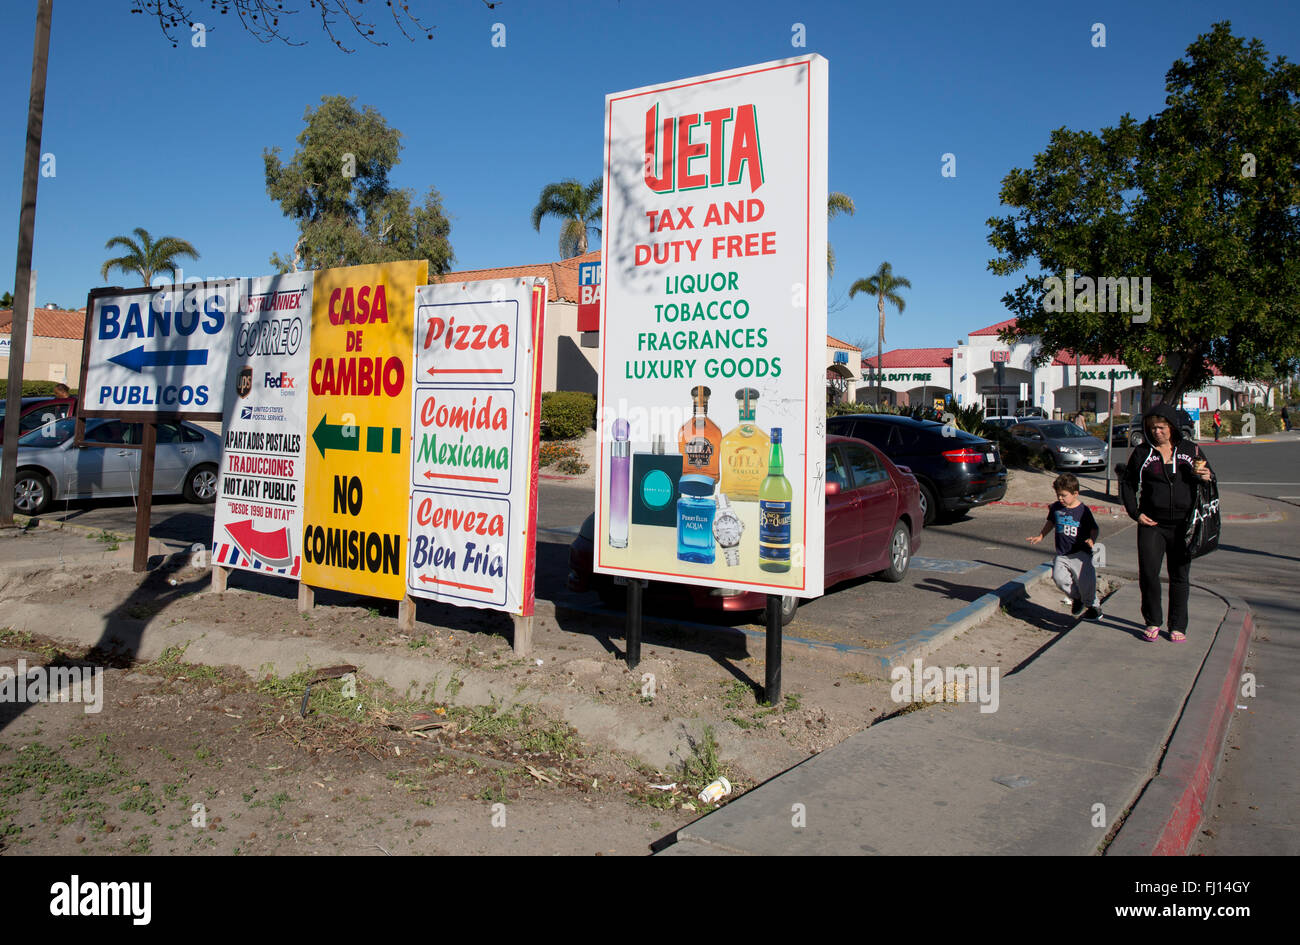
top-left (567, 434), bottom-right (923, 625)
top-left (0, 395), bottom-right (77, 444)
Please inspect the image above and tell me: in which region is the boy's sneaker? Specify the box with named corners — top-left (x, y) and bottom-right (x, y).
top-left (1071, 599), bottom-right (1085, 616)
top-left (1085, 605), bottom-right (1103, 619)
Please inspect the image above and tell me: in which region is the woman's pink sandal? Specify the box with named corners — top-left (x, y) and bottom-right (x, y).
top-left (1169, 631), bottom-right (1187, 643)
top-left (1142, 626), bottom-right (1160, 642)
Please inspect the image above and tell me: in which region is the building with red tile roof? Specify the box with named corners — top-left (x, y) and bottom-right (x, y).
top-left (847, 316), bottom-right (1264, 419)
top-left (0, 306), bottom-right (88, 388)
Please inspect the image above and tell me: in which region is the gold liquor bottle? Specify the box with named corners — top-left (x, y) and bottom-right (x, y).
top-left (677, 385), bottom-right (722, 481)
top-left (719, 387), bottom-right (769, 501)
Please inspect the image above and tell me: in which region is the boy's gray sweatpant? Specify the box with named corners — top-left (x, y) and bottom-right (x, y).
top-left (1053, 551), bottom-right (1097, 605)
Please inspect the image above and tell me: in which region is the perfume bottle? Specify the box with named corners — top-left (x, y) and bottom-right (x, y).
top-left (719, 387), bottom-right (769, 501)
top-left (759, 427), bottom-right (792, 572)
top-left (712, 493), bottom-right (744, 566)
top-left (631, 435), bottom-right (681, 527)
top-left (677, 385), bottom-right (722, 480)
top-left (676, 475), bottom-right (716, 564)
top-left (609, 418), bottom-right (630, 549)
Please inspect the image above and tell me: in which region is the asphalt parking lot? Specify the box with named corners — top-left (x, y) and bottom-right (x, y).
top-left (28, 442), bottom-right (1289, 656)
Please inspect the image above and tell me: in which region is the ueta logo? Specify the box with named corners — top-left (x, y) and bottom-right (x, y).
top-left (644, 103), bottom-right (763, 194)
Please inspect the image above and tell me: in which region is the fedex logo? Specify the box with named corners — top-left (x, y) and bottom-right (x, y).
top-left (265, 372), bottom-right (295, 389)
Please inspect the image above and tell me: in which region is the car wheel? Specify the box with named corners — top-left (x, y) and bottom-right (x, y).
top-left (184, 463), bottom-right (219, 503)
top-left (917, 481), bottom-right (938, 526)
top-left (15, 470), bottom-right (52, 515)
top-left (759, 594), bottom-right (799, 627)
top-left (1041, 450), bottom-right (1056, 471)
top-left (880, 521), bottom-right (911, 582)
top-left (779, 594), bottom-right (798, 626)
top-left (1129, 430), bottom-right (1144, 447)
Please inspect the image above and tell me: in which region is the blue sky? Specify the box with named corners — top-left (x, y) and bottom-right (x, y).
top-left (2, 0), bottom-right (1297, 354)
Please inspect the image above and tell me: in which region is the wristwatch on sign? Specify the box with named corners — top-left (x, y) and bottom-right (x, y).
top-left (713, 494), bottom-right (744, 566)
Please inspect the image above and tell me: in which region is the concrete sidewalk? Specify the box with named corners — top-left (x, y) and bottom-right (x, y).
top-left (662, 578), bottom-right (1252, 855)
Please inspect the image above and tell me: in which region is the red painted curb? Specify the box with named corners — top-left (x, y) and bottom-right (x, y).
top-left (1151, 608), bottom-right (1254, 855)
top-left (1107, 597), bottom-right (1255, 856)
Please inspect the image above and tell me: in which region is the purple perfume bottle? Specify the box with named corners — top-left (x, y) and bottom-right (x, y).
top-left (610, 418), bottom-right (631, 548)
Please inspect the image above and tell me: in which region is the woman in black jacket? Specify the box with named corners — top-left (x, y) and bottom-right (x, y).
top-left (1120, 404), bottom-right (1215, 642)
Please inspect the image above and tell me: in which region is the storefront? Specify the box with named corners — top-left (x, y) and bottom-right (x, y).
top-left (859, 348), bottom-right (954, 407)
top-left (863, 318), bottom-right (1266, 422)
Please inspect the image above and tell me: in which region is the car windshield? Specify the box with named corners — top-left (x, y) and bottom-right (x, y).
top-left (17, 415), bottom-right (77, 448)
top-left (1040, 422), bottom-right (1091, 438)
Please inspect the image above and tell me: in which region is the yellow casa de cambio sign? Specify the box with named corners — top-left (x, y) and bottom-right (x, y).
top-left (301, 260), bottom-right (428, 599)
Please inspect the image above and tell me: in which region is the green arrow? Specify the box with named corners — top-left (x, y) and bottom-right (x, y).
top-left (312, 415), bottom-right (402, 458)
top-left (312, 415), bottom-right (360, 458)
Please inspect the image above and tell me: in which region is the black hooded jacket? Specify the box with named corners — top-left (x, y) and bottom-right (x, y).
top-left (1120, 404), bottom-right (1212, 524)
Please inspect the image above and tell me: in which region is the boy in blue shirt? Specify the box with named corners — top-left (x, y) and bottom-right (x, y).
top-left (1026, 473), bottom-right (1102, 618)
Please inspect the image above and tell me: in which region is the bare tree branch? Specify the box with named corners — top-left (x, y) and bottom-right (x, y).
top-left (132, 1), bottom-right (438, 52)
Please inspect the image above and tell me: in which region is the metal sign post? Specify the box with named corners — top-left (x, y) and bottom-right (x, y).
top-left (625, 580), bottom-right (643, 669)
top-left (765, 594), bottom-right (782, 704)
top-left (1105, 370), bottom-right (1117, 498)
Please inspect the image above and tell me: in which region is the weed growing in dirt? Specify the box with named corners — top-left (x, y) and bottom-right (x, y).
top-left (0, 628), bottom-right (34, 648)
top-left (90, 530), bottom-right (122, 550)
top-left (521, 721), bottom-right (580, 759)
top-left (681, 725), bottom-right (722, 789)
top-left (476, 770), bottom-right (512, 804)
top-left (0, 740), bottom-right (131, 842)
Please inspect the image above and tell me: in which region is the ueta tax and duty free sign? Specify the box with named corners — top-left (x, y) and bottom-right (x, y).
top-left (595, 55), bottom-right (829, 598)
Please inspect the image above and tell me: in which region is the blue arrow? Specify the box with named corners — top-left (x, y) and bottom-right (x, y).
top-left (108, 345), bottom-right (209, 373)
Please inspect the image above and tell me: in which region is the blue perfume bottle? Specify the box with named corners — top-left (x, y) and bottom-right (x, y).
top-left (677, 474), bottom-right (716, 564)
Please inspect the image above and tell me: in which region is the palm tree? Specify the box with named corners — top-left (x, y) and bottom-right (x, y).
top-left (827, 191), bottom-right (854, 274)
top-left (849, 261), bottom-right (911, 405)
top-left (531, 178), bottom-right (602, 258)
top-left (100, 228), bottom-right (200, 287)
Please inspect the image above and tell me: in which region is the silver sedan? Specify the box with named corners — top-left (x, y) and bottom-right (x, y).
top-left (13, 416), bottom-right (222, 515)
top-left (1008, 419), bottom-right (1110, 471)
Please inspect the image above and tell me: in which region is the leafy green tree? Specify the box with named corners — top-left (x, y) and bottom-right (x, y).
top-left (827, 191), bottom-right (854, 274)
top-left (100, 227), bottom-right (200, 286)
top-left (849, 261), bottom-right (911, 404)
top-left (531, 178), bottom-right (602, 258)
top-left (987, 22), bottom-right (1300, 405)
top-left (264, 95), bottom-right (454, 275)
top-left (0, 291), bottom-right (12, 309)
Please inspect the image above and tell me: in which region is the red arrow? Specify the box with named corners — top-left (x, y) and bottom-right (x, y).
top-left (426, 366), bottom-right (503, 376)
top-left (417, 574), bottom-right (492, 593)
top-left (225, 519), bottom-right (293, 568)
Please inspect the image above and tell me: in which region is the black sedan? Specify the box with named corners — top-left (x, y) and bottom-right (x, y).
top-left (827, 414), bottom-right (1007, 525)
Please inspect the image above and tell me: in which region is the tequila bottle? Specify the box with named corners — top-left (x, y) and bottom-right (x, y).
top-left (677, 385), bottom-right (722, 480)
top-left (758, 427), bottom-right (792, 573)
top-left (719, 387), bottom-right (769, 501)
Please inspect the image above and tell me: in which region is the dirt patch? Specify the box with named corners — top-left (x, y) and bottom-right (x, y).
top-left (0, 561), bottom-right (1127, 854)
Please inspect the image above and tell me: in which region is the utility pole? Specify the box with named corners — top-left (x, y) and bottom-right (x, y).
top-left (1, 0), bottom-right (53, 528)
